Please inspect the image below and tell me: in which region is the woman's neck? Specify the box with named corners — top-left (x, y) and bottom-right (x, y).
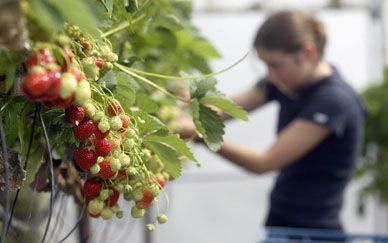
top-left (308, 61), bottom-right (332, 83)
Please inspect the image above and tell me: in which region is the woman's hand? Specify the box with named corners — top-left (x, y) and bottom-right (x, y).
top-left (174, 114), bottom-right (197, 140)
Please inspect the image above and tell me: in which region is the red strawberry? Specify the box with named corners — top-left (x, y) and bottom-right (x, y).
top-left (43, 95), bottom-right (74, 108)
top-left (65, 105), bottom-right (85, 124)
top-left (22, 70), bottom-right (51, 98)
top-left (80, 39), bottom-right (92, 51)
top-left (84, 178), bottom-right (102, 199)
top-left (73, 147), bottom-right (97, 171)
top-left (61, 48), bottom-right (74, 72)
top-left (94, 138), bottom-right (113, 156)
top-left (94, 123), bottom-right (110, 139)
top-left (74, 119), bottom-right (96, 141)
top-left (136, 189), bottom-right (154, 209)
top-left (64, 48), bottom-right (74, 63)
top-left (95, 57), bottom-right (105, 70)
top-left (108, 100), bottom-right (123, 116)
top-left (26, 48), bottom-right (55, 68)
top-left (105, 189), bottom-right (120, 207)
top-left (156, 175), bottom-right (166, 187)
top-left (98, 160), bottom-right (115, 179)
top-left (41, 70), bottom-right (61, 101)
top-left (119, 115), bottom-right (130, 132)
top-left (70, 67), bottom-right (85, 82)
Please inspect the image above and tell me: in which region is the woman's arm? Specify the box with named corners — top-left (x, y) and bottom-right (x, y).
top-left (219, 83), bottom-right (267, 120)
top-left (217, 119), bottom-right (330, 173)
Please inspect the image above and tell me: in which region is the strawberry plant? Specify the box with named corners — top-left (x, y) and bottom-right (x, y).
top-left (0, 0), bottom-right (249, 239)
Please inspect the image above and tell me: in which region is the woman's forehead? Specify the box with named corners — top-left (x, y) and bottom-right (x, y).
top-left (257, 48), bottom-right (290, 62)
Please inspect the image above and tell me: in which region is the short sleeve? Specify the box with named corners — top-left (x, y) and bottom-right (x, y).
top-left (255, 78), bottom-right (278, 102)
top-left (298, 94), bottom-right (348, 137)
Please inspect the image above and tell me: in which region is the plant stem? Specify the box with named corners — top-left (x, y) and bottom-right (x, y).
top-left (114, 63), bottom-right (190, 103)
top-left (123, 51), bottom-right (250, 81)
top-left (101, 14), bottom-right (146, 38)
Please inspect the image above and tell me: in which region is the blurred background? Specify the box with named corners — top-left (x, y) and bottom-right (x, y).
top-left (51, 0), bottom-right (388, 242)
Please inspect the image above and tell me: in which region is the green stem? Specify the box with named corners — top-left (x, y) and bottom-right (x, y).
top-left (114, 63), bottom-right (190, 103)
top-left (101, 14), bottom-right (146, 38)
top-left (123, 51), bottom-right (250, 81)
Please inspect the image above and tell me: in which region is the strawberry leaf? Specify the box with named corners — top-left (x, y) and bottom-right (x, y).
top-left (134, 111), bottom-right (168, 137)
top-left (201, 91), bottom-right (248, 121)
top-left (144, 132), bottom-right (196, 162)
top-left (144, 141), bottom-right (181, 179)
top-left (192, 99), bottom-right (224, 151)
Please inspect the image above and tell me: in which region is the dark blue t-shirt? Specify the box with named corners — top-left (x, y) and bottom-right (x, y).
top-left (257, 67), bottom-right (367, 229)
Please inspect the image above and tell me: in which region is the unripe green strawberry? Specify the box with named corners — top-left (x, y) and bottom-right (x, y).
top-left (119, 153), bottom-right (131, 167)
top-left (116, 211), bottom-right (124, 219)
top-left (124, 184), bottom-right (133, 192)
top-left (133, 190), bottom-right (144, 201)
top-left (105, 62), bottom-right (113, 70)
top-left (146, 224), bottom-right (155, 232)
top-left (101, 207), bottom-right (113, 220)
top-left (98, 119), bottom-right (110, 133)
top-left (90, 163), bottom-right (100, 174)
top-left (114, 183), bottom-right (124, 192)
top-left (97, 156), bottom-right (105, 164)
top-left (162, 172), bottom-right (170, 180)
top-left (60, 72), bottom-right (78, 98)
top-left (142, 149), bottom-right (152, 160)
top-left (126, 128), bottom-right (137, 138)
top-left (125, 167), bottom-right (138, 176)
top-left (106, 52), bottom-right (118, 62)
top-left (110, 158), bottom-right (121, 172)
top-left (100, 45), bottom-right (111, 57)
top-left (87, 199), bottom-right (104, 216)
top-left (122, 139), bottom-right (135, 150)
top-left (75, 80), bottom-right (91, 106)
top-left (110, 204), bottom-right (120, 214)
top-left (157, 214), bottom-right (168, 224)
top-left (99, 189), bottom-right (110, 201)
top-left (150, 184), bottom-right (160, 197)
top-left (123, 191), bottom-right (133, 201)
top-left (81, 57), bottom-right (99, 81)
top-left (92, 110), bottom-right (104, 122)
top-left (131, 206), bottom-right (145, 218)
top-left (110, 116), bottom-right (123, 131)
top-left (148, 157), bottom-right (164, 173)
top-left (83, 102), bottom-right (96, 118)
top-left (90, 50), bottom-right (100, 56)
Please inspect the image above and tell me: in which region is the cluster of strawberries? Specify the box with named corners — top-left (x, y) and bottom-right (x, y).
top-left (22, 33), bottom-right (169, 224)
top-left (22, 47), bottom-right (90, 108)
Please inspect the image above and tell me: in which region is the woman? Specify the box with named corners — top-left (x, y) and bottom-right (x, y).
top-left (178, 10), bottom-right (367, 233)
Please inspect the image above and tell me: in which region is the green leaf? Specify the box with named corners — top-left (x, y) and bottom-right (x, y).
top-left (192, 99), bottom-right (224, 151)
top-left (144, 141), bottom-right (181, 179)
top-left (106, 0), bottom-right (114, 18)
top-left (202, 92), bottom-right (248, 121)
top-left (0, 52), bottom-right (23, 93)
top-left (190, 39), bottom-right (220, 59)
top-left (155, 14), bottom-right (184, 31)
top-left (136, 93), bottom-right (158, 113)
top-left (5, 109), bottom-right (18, 146)
top-left (45, 0), bottom-right (100, 38)
top-left (190, 77), bottom-right (217, 99)
top-left (28, 0), bottom-right (62, 34)
top-left (144, 132), bottom-right (196, 161)
top-left (113, 71), bottom-right (137, 109)
top-left (133, 110), bottom-right (168, 136)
